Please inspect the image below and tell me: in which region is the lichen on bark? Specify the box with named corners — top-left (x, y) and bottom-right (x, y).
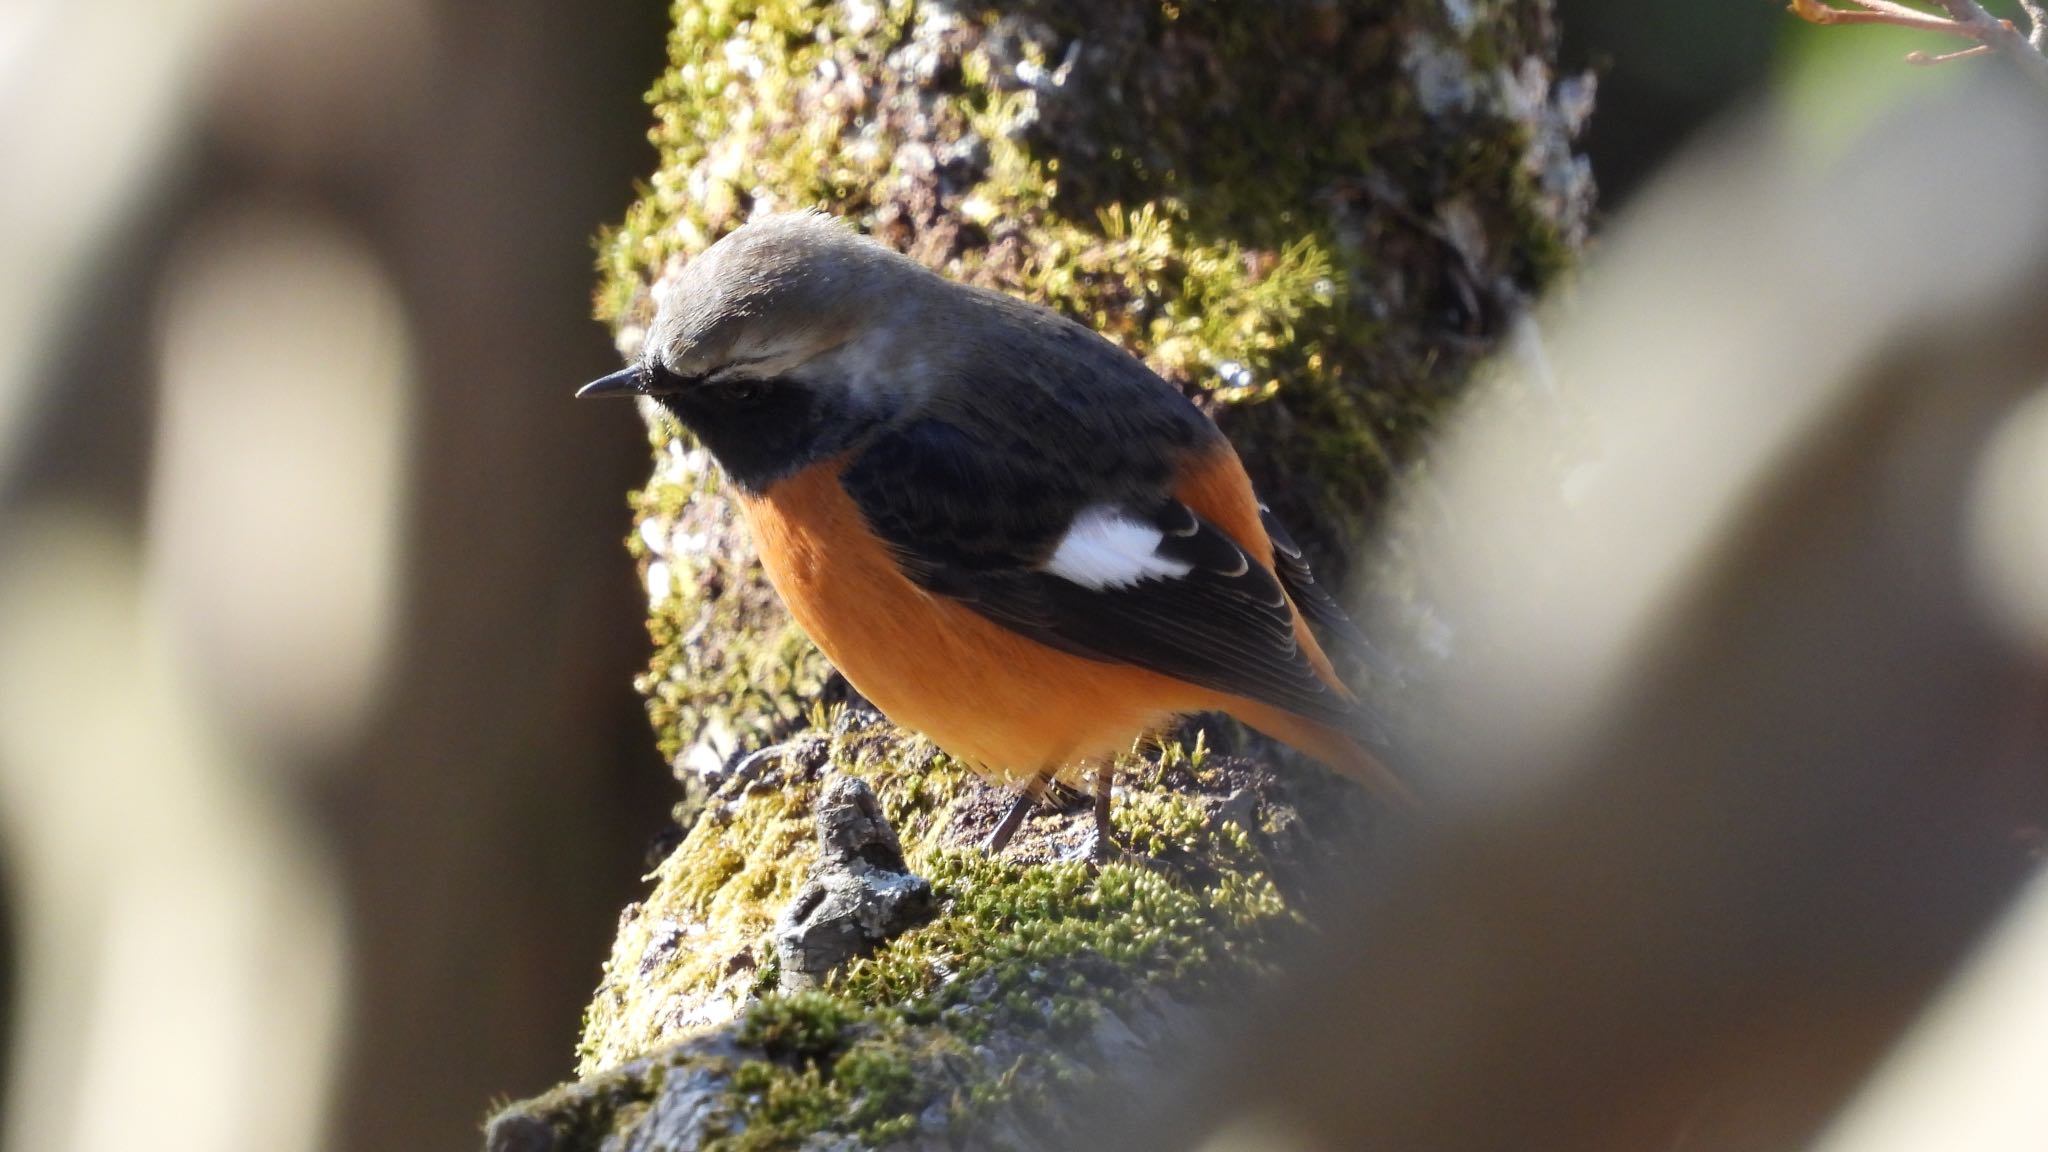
top-left (489, 1), bottom-right (1592, 1148)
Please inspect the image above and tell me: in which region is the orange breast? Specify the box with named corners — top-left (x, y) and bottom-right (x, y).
top-left (738, 460), bottom-right (1220, 785)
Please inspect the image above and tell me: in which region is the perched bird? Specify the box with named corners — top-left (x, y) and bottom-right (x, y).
top-left (581, 211), bottom-right (1404, 855)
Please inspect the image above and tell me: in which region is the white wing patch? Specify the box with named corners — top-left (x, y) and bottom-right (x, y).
top-left (1043, 505), bottom-right (1194, 590)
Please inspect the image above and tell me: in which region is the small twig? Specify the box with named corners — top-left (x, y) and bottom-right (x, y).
top-left (1857, 0), bottom-right (1981, 21)
top-left (1931, 0), bottom-right (2048, 90)
top-left (1790, 0), bottom-right (2048, 93)
top-left (1907, 42), bottom-right (1997, 62)
top-left (1855, 0), bottom-right (1949, 15)
top-left (1791, 0), bottom-right (1979, 34)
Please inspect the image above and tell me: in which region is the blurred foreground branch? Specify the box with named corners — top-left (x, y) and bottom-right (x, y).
top-left (1106, 72), bottom-right (2048, 1152)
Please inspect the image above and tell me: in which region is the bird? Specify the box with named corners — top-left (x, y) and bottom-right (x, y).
top-left (580, 211), bottom-right (1406, 857)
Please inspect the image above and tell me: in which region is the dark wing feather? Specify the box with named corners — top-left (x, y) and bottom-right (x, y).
top-left (1258, 504), bottom-right (1394, 678)
top-left (841, 420), bottom-right (1358, 728)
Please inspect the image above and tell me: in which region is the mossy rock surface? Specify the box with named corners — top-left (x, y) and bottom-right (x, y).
top-left (490, 0), bottom-right (1590, 1147)
top-left (498, 715), bottom-right (1376, 1151)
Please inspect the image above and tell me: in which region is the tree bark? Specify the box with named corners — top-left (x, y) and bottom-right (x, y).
top-left (489, 2), bottom-right (1591, 1148)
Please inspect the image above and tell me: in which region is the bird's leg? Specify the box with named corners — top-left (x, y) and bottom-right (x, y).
top-left (981, 771), bottom-right (1050, 855)
top-left (1085, 760), bottom-right (1119, 865)
top-left (982, 792), bottom-right (1035, 855)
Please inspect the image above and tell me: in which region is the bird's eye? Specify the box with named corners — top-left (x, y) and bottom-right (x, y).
top-left (713, 376), bottom-right (771, 406)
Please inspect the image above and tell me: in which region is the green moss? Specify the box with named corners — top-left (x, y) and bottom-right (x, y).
top-left (562, 716), bottom-right (1319, 1148)
top-left (710, 1016), bottom-right (933, 1148)
top-left (486, 1058), bottom-right (676, 1151)
top-left (627, 450), bottom-right (832, 767)
top-left (738, 990), bottom-right (862, 1063)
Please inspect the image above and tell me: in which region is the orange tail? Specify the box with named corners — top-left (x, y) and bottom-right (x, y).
top-left (1227, 698), bottom-right (1414, 806)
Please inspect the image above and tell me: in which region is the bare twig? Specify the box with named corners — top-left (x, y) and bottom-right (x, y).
top-left (1908, 42), bottom-right (1996, 62)
top-left (1790, 0), bottom-right (2048, 93)
top-left (1790, 0), bottom-right (1981, 34)
top-left (1932, 0), bottom-right (2048, 90)
top-left (1863, 0), bottom-right (1982, 21)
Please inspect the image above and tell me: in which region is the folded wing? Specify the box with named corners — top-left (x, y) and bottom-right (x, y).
top-left (840, 418), bottom-right (1361, 728)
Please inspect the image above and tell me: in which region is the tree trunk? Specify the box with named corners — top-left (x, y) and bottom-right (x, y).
top-left (489, 2), bottom-right (1591, 1148)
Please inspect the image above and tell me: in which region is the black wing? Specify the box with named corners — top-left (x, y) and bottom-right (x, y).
top-left (841, 418), bottom-right (1359, 728)
top-left (1258, 504), bottom-right (1395, 680)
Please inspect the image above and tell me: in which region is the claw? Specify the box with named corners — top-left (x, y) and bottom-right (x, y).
top-left (712, 738), bottom-right (816, 799)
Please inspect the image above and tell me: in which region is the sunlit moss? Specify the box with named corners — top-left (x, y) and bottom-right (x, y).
top-left (574, 715), bottom-right (1298, 1042)
top-left (558, 714), bottom-right (1319, 1146)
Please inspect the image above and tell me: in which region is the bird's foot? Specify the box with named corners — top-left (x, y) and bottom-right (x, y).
top-left (710, 739), bottom-right (810, 799)
top-left (1070, 764), bottom-right (1132, 869)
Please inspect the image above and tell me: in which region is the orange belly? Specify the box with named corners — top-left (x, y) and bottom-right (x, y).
top-left (737, 460), bottom-right (1234, 786)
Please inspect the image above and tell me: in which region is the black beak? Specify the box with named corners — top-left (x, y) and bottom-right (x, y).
top-left (576, 365), bottom-right (648, 399)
